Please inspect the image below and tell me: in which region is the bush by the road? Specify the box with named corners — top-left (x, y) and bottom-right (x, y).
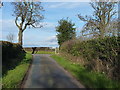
top-left (1, 41), bottom-right (26, 75)
top-left (60, 36), bottom-right (120, 81)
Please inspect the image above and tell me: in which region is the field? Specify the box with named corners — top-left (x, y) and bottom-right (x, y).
top-left (26, 51), bottom-right (55, 54)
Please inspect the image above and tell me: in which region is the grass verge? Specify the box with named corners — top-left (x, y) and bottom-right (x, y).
top-left (2, 53), bottom-right (32, 88)
top-left (51, 55), bottom-right (120, 88)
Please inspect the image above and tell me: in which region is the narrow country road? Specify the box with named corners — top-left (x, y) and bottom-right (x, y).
top-left (23, 54), bottom-right (84, 88)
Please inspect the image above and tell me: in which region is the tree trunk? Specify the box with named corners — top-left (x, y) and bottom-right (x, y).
top-left (100, 31), bottom-right (104, 38)
top-left (100, 26), bottom-right (105, 38)
top-left (18, 30), bottom-right (23, 45)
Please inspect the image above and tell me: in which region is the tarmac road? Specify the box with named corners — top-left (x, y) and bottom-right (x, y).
top-left (23, 54), bottom-right (85, 88)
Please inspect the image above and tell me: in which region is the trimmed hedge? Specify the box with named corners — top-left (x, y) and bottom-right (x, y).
top-left (61, 36), bottom-right (120, 80)
top-left (1, 41), bottom-right (26, 75)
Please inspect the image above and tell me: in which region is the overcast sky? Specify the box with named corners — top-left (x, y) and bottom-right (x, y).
top-left (0, 2), bottom-right (93, 47)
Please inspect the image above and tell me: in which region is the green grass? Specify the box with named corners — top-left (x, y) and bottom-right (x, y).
top-left (26, 51), bottom-right (55, 54)
top-left (51, 55), bottom-right (120, 88)
top-left (2, 53), bottom-right (32, 88)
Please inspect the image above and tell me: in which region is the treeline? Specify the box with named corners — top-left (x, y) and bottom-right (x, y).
top-left (1, 41), bottom-right (25, 75)
top-left (60, 36), bottom-right (120, 81)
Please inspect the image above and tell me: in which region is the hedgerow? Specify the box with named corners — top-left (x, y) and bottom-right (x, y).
top-left (1, 41), bottom-right (26, 75)
top-left (61, 36), bottom-right (120, 81)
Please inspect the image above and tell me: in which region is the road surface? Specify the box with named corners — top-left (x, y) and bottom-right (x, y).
top-left (23, 54), bottom-right (84, 88)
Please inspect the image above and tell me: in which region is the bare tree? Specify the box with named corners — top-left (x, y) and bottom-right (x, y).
top-left (12, 1), bottom-right (44, 45)
top-left (105, 19), bottom-right (118, 36)
top-left (78, 1), bottom-right (117, 38)
top-left (6, 33), bottom-right (15, 43)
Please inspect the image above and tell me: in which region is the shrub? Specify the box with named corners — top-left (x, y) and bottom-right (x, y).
top-left (60, 36), bottom-right (120, 80)
top-left (1, 41), bottom-right (26, 75)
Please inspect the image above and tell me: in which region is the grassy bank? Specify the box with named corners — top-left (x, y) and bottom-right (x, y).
top-left (26, 51), bottom-right (55, 54)
top-left (2, 53), bottom-right (32, 88)
top-left (51, 55), bottom-right (120, 88)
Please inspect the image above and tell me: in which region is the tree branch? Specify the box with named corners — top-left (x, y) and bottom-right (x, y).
top-left (15, 17), bottom-right (20, 29)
